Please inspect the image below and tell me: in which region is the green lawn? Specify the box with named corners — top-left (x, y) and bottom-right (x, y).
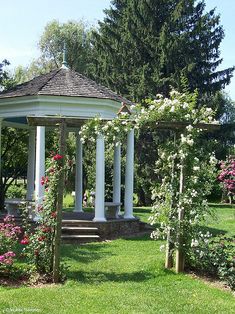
top-left (0, 206), bottom-right (234, 314)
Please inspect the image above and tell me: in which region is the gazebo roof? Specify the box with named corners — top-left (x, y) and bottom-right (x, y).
top-left (0, 68), bottom-right (132, 105)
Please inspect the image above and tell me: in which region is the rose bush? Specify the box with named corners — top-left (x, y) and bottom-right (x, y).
top-left (0, 215), bottom-right (21, 273)
top-left (218, 159), bottom-right (235, 203)
top-left (187, 234), bottom-right (235, 290)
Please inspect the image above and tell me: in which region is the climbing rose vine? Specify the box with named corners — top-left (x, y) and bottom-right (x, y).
top-left (80, 89), bottom-right (218, 266)
top-left (22, 153), bottom-right (67, 280)
top-left (145, 91), bottom-right (218, 259)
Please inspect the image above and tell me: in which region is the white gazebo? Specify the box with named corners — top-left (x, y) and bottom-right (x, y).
top-left (0, 63), bottom-right (135, 222)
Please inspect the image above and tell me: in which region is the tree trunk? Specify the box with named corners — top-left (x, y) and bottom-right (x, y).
top-left (0, 181), bottom-right (5, 211)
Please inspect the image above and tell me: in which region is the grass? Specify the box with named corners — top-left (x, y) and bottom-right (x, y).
top-left (0, 206), bottom-right (234, 313)
top-left (206, 204), bottom-right (235, 236)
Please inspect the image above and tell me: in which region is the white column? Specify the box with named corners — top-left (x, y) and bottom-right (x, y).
top-left (26, 128), bottom-right (36, 200)
top-left (35, 126), bottom-right (45, 206)
top-left (0, 118), bottom-right (2, 184)
top-left (93, 133), bottom-right (106, 222)
top-left (74, 132), bottom-right (83, 212)
top-left (124, 129), bottom-right (135, 219)
top-left (113, 143), bottom-right (121, 216)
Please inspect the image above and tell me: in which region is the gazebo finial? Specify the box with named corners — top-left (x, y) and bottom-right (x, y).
top-left (61, 42), bottom-right (69, 69)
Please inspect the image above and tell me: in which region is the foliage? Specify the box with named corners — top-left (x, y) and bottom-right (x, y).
top-left (0, 60), bottom-right (10, 89)
top-left (0, 60), bottom-right (17, 90)
top-left (143, 92), bottom-right (218, 258)
top-left (13, 58), bottom-right (55, 84)
top-left (0, 128), bottom-right (28, 210)
top-left (92, 0), bottom-right (234, 101)
top-left (218, 159), bottom-right (235, 194)
top-left (13, 20), bottom-right (95, 83)
top-left (21, 153), bottom-right (67, 280)
top-left (63, 193), bottom-right (74, 208)
top-left (80, 113), bottom-right (132, 145)
top-left (80, 114), bottom-right (133, 201)
top-left (39, 20), bottom-right (94, 73)
top-left (0, 215), bottom-right (21, 273)
top-left (187, 234), bottom-right (235, 290)
top-left (218, 159), bottom-right (235, 203)
top-left (80, 90), bottom-right (218, 262)
top-left (6, 184), bottom-right (26, 199)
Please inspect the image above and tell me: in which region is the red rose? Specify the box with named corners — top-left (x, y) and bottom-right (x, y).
top-left (49, 167), bottom-right (55, 174)
top-left (38, 235), bottom-right (46, 242)
top-left (41, 177), bottom-right (45, 185)
top-left (53, 154), bottom-right (63, 161)
top-left (37, 205), bottom-right (43, 212)
top-left (41, 226), bottom-right (51, 233)
top-left (20, 237), bottom-right (29, 245)
top-left (51, 211), bottom-right (57, 218)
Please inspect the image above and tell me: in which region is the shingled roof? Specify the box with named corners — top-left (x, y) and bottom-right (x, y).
top-left (0, 68), bottom-right (133, 105)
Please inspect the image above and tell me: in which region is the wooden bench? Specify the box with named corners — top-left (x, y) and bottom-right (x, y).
top-left (104, 202), bottom-right (122, 219)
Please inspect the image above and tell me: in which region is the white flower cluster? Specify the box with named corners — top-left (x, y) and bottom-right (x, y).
top-left (180, 133), bottom-right (194, 146)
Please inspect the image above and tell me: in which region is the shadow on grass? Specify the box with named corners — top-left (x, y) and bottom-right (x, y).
top-left (63, 207), bottom-right (94, 213)
top-left (67, 269), bottom-right (154, 284)
top-left (200, 226), bottom-right (228, 237)
top-left (133, 207), bottom-right (152, 214)
top-left (209, 203), bottom-right (235, 209)
top-left (123, 234), bottom-right (153, 241)
top-left (61, 243), bottom-right (115, 264)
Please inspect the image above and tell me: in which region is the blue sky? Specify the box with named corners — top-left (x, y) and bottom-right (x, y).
top-left (0, 0), bottom-right (234, 99)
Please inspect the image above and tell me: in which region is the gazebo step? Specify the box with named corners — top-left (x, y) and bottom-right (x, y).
top-left (62, 220), bottom-right (95, 227)
top-left (61, 234), bottom-right (100, 244)
top-left (62, 226), bottom-right (98, 235)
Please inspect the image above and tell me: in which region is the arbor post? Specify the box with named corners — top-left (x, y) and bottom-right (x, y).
top-left (124, 129), bottom-right (135, 219)
top-left (74, 132), bottom-right (83, 212)
top-left (26, 127), bottom-right (36, 200)
top-left (175, 161), bottom-right (185, 273)
top-left (93, 133), bottom-right (106, 222)
top-left (165, 132), bottom-right (176, 269)
top-left (113, 143), bottom-right (121, 216)
top-left (53, 120), bottom-right (67, 283)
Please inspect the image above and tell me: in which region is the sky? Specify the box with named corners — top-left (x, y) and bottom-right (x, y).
top-left (0, 0), bottom-right (234, 100)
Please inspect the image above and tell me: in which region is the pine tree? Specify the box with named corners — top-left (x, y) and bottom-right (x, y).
top-left (92, 0), bottom-right (234, 101)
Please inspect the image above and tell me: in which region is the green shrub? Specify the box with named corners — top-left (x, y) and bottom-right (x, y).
top-left (187, 234), bottom-right (235, 290)
top-left (6, 184), bottom-right (26, 199)
top-left (63, 193), bottom-right (75, 208)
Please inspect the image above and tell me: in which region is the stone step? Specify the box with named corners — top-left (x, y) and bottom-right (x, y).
top-left (62, 220), bottom-right (96, 228)
top-left (62, 226), bottom-right (99, 235)
top-left (61, 234), bottom-right (100, 244)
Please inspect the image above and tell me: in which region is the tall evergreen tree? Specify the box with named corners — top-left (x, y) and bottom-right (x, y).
top-left (92, 0), bottom-right (234, 101)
